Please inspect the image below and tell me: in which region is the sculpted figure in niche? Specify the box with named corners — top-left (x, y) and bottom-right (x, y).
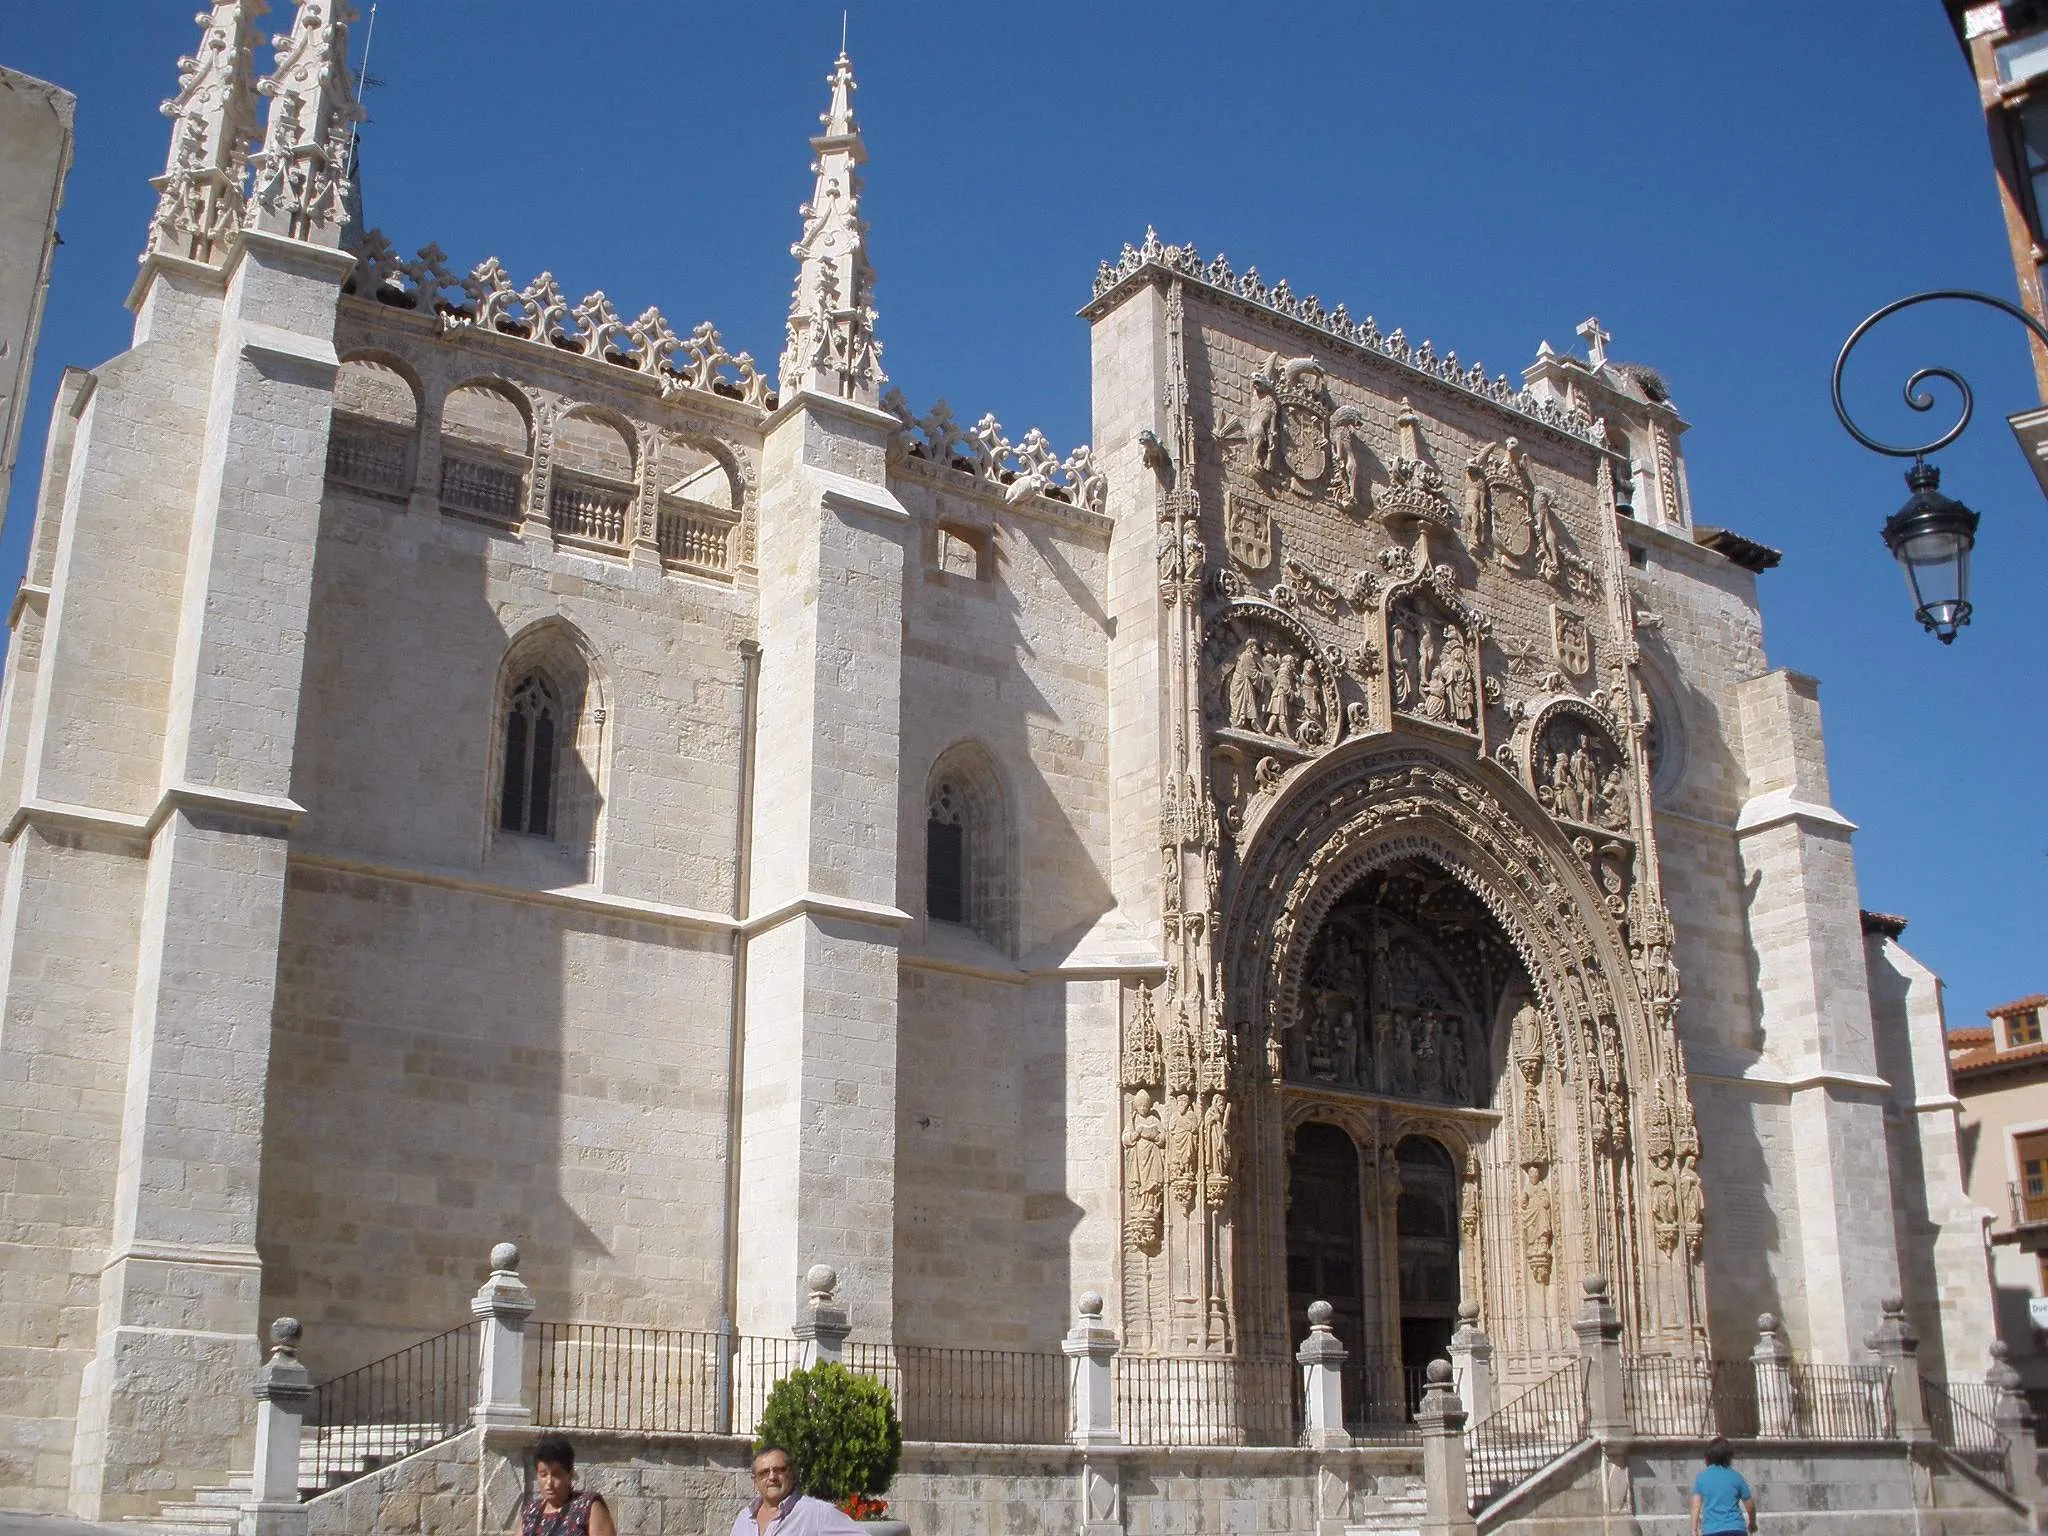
top-left (1202, 1093), bottom-right (1234, 1202)
top-left (1166, 1090), bottom-right (1201, 1212)
top-left (1521, 1162), bottom-right (1558, 1284)
top-left (1443, 1019), bottom-right (1469, 1106)
top-left (1678, 1158), bottom-right (1705, 1260)
top-left (1649, 1141), bottom-right (1681, 1255)
top-left (1249, 367), bottom-right (1281, 476)
top-left (1533, 488), bottom-right (1564, 583)
top-left (1390, 623), bottom-right (1418, 711)
top-left (1538, 723), bottom-right (1631, 830)
top-left (1297, 657), bottom-right (1326, 744)
top-left (1226, 640), bottom-right (1265, 730)
top-left (1425, 626), bottom-right (1477, 726)
top-left (1266, 651), bottom-right (1300, 739)
top-left (1123, 1090), bottom-right (1166, 1250)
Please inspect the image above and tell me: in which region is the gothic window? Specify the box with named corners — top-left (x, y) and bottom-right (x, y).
top-left (921, 745), bottom-right (1012, 952)
top-left (926, 784), bottom-right (967, 923)
top-left (499, 671), bottom-right (561, 836)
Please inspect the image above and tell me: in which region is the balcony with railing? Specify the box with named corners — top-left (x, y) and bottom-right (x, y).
top-left (2006, 1181), bottom-right (2048, 1251)
top-left (439, 447), bottom-right (526, 526)
top-left (325, 415), bottom-right (414, 500)
top-left (656, 495), bottom-right (739, 577)
top-left (549, 470), bottom-right (634, 551)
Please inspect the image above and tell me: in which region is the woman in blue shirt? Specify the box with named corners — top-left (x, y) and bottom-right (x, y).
top-left (1691, 1437), bottom-right (1756, 1536)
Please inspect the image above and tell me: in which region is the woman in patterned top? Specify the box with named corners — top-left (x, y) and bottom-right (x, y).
top-left (522, 1436), bottom-right (616, 1536)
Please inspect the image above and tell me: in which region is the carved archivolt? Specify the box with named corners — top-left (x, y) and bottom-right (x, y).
top-left (1213, 738), bottom-right (1705, 1356)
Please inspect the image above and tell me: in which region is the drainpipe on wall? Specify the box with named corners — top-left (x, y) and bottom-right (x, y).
top-left (714, 637), bottom-right (761, 1435)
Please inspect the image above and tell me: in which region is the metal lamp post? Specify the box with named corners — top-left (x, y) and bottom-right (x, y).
top-left (1831, 289), bottom-right (2048, 643)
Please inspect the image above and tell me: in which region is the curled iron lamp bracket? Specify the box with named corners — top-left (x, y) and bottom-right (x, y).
top-left (1832, 289), bottom-right (2048, 460)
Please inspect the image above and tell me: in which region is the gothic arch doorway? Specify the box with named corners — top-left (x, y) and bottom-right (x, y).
top-left (1211, 740), bottom-right (1709, 1373)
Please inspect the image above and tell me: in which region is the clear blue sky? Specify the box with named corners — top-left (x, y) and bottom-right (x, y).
top-left (3, 1), bottom-right (2042, 1028)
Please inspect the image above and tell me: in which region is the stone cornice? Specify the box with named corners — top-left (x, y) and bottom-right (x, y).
top-left (1734, 788), bottom-right (1857, 837)
top-left (2, 798), bottom-right (151, 846)
top-left (1082, 229), bottom-right (1605, 449)
top-left (289, 848), bottom-right (734, 935)
top-left (8, 581), bottom-right (50, 629)
top-left (148, 783), bottom-right (305, 836)
top-left (742, 891), bottom-right (912, 938)
top-left (1689, 1065), bottom-right (1894, 1097)
top-left (102, 1238), bottom-right (263, 1274)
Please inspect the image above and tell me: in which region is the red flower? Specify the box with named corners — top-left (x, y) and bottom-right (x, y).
top-left (837, 1494), bottom-right (890, 1521)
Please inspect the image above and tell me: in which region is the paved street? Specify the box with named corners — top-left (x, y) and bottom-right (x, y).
top-left (0, 1512), bottom-right (140, 1536)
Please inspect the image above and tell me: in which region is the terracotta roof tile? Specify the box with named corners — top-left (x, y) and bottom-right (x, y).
top-left (1949, 1027), bottom-right (1994, 1048)
top-left (1952, 1038), bottom-right (2048, 1077)
top-left (1861, 909), bottom-right (1910, 938)
top-left (1989, 995), bottom-right (2048, 1017)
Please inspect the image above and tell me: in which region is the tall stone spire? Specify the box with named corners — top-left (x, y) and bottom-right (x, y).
top-left (778, 49), bottom-right (884, 405)
top-left (246, 0), bottom-right (364, 246)
top-left (146, 0), bottom-right (268, 266)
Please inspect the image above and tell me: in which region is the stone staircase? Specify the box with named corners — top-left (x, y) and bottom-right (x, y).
top-left (1347, 1470), bottom-right (1428, 1536)
top-left (125, 1422), bottom-right (452, 1532)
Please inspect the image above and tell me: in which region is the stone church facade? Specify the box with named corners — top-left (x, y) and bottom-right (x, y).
top-left (0, 2), bottom-right (1995, 1517)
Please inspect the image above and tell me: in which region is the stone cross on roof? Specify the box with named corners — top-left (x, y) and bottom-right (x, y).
top-left (1576, 315), bottom-right (1612, 369)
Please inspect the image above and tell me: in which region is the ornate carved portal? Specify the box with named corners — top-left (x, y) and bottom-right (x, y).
top-left (1119, 737), bottom-right (1708, 1377)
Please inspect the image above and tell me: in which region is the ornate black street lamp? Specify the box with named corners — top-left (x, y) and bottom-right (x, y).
top-left (1829, 289), bottom-right (2048, 642)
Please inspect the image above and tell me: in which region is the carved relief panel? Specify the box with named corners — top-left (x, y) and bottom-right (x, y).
top-left (1206, 604), bottom-right (1346, 755)
top-left (1529, 708), bottom-right (1632, 834)
top-left (1293, 914), bottom-right (1485, 1108)
top-left (1385, 577), bottom-right (1484, 739)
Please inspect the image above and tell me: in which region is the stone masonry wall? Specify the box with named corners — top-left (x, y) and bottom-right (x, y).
top-left (260, 864), bottom-right (735, 1378)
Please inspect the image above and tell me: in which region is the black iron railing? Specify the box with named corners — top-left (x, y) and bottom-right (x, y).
top-left (2011, 1181), bottom-right (2048, 1227)
top-left (1925, 1377), bottom-right (2012, 1488)
top-left (1622, 1354), bottom-right (1717, 1438)
top-left (302, 1323), bottom-right (478, 1497)
top-left (1782, 1361), bottom-right (1894, 1440)
top-left (1465, 1359), bottom-right (1587, 1512)
top-left (1346, 1352), bottom-right (1428, 1442)
top-left (530, 1323), bottom-right (801, 1437)
top-left (1112, 1353), bottom-right (1298, 1447)
top-left (844, 1341), bottom-right (1069, 1445)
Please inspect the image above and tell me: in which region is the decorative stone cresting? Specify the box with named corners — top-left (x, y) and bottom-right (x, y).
top-left (881, 389), bottom-right (1106, 512)
top-left (341, 234), bottom-right (773, 409)
top-left (1092, 228), bottom-right (1606, 446)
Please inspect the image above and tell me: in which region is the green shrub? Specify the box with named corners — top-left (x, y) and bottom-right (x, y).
top-left (754, 1362), bottom-right (903, 1505)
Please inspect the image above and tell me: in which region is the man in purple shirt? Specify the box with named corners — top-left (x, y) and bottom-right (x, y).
top-left (731, 1446), bottom-right (863, 1535)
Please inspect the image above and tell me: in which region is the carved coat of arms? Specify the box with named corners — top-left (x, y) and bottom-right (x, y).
top-left (1552, 605), bottom-right (1591, 678)
top-left (1247, 352), bottom-right (1336, 491)
top-left (1226, 491), bottom-right (1274, 570)
top-left (1466, 438), bottom-right (1534, 558)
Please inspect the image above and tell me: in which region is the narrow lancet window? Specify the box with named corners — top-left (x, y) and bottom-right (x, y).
top-left (500, 671), bottom-right (560, 836)
top-left (927, 782), bottom-right (967, 924)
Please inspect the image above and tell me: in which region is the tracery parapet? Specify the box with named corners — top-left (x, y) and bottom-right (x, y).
top-left (342, 233), bottom-right (774, 411)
